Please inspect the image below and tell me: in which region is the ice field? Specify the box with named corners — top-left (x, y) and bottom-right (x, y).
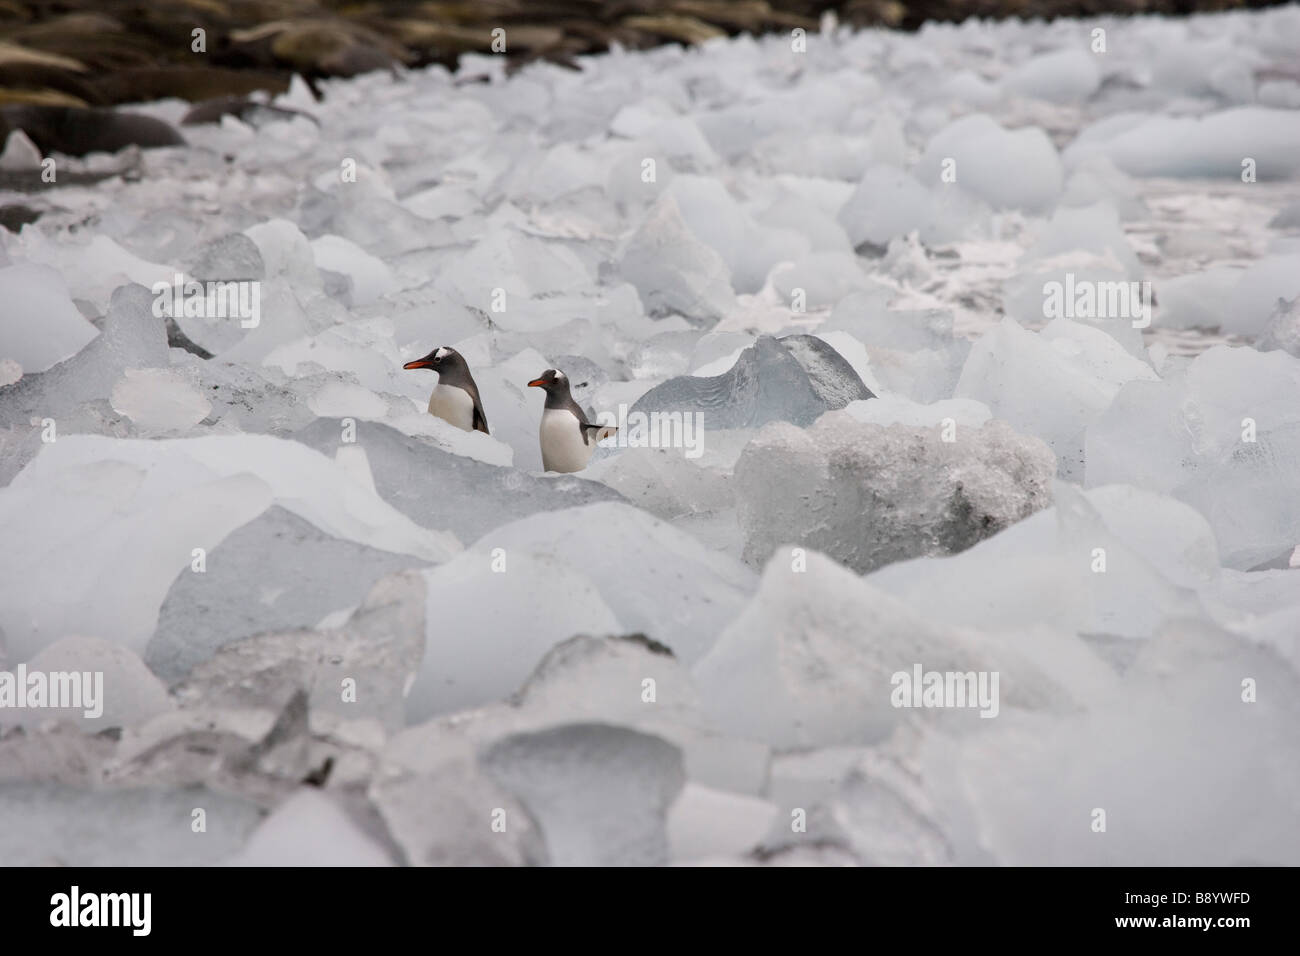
top-left (1, 6), bottom-right (1299, 865)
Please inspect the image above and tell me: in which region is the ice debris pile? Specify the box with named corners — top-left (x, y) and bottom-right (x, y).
top-left (1, 7), bottom-right (1299, 866)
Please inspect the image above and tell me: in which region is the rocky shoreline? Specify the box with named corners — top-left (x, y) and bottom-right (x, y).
top-left (0, 1), bottom-right (1288, 110)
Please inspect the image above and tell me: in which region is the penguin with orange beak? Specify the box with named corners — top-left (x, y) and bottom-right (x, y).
top-left (528, 368), bottom-right (618, 473)
top-left (403, 346), bottom-right (489, 434)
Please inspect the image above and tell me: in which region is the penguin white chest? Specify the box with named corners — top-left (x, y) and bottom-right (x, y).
top-left (427, 383), bottom-right (475, 431)
top-left (539, 408), bottom-right (592, 473)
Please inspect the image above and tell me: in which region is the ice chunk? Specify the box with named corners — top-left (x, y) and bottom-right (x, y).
top-left (471, 502), bottom-right (756, 664)
top-left (735, 414), bottom-right (1055, 573)
top-left (1155, 265), bottom-right (1240, 331)
top-left (618, 194), bottom-right (735, 321)
top-left (224, 789), bottom-right (396, 866)
top-left (1218, 256), bottom-right (1300, 337)
top-left (15, 232), bottom-right (173, 309)
top-left (1064, 108), bottom-right (1300, 179)
top-left (825, 294), bottom-right (960, 353)
top-left (692, 550), bottom-right (1070, 750)
top-left (442, 228), bottom-right (591, 308)
top-left (757, 194), bottom-right (853, 253)
top-left (1, 637), bottom-right (172, 732)
top-left (810, 331), bottom-right (884, 396)
top-left (175, 571), bottom-right (425, 734)
top-left (844, 394), bottom-right (991, 429)
top-left (110, 367), bottom-right (212, 432)
top-left (0, 283), bottom-right (168, 427)
top-left (663, 175), bottom-right (809, 293)
top-left (770, 252), bottom-right (876, 309)
top-left (186, 232), bottom-right (265, 283)
top-left (481, 724), bottom-right (685, 866)
top-left (243, 218), bottom-right (322, 290)
top-left (0, 129), bottom-right (41, 170)
top-left (667, 783), bottom-right (778, 863)
top-left (1087, 345), bottom-right (1300, 569)
top-left (1060, 154), bottom-right (1148, 220)
top-left (955, 621), bottom-right (1300, 864)
top-left (837, 164), bottom-right (931, 248)
top-left (1257, 296), bottom-right (1300, 357)
top-left (0, 782), bottom-right (262, 865)
top-left (292, 418), bottom-right (624, 542)
top-left (867, 484), bottom-right (1215, 640)
top-left (955, 318), bottom-right (1159, 480)
top-left (309, 234), bottom-right (397, 307)
top-left (0, 434), bottom-right (457, 661)
top-left (406, 551), bottom-right (623, 720)
top-left (1003, 49), bottom-right (1101, 104)
top-left (916, 114), bottom-right (1062, 213)
top-left (369, 748), bottom-right (545, 865)
top-left (1270, 200), bottom-right (1300, 230)
top-left (628, 334), bottom-right (873, 431)
top-left (1020, 202), bottom-right (1142, 278)
top-left (148, 507), bottom-right (428, 683)
top-left (0, 262), bottom-right (98, 374)
top-left (584, 445), bottom-right (734, 522)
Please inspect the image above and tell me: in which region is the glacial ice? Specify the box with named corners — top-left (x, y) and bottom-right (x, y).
top-left (1086, 345), bottom-right (1300, 569)
top-left (147, 506), bottom-right (428, 683)
top-left (471, 502), bottom-right (756, 664)
top-left (0, 262), bottom-right (99, 375)
top-left (481, 724), bottom-right (685, 866)
top-left (955, 318), bottom-right (1159, 481)
top-left (2, 4), bottom-right (1298, 865)
top-left (224, 789), bottom-right (396, 866)
top-left (628, 334), bottom-right (874, 431)
top-left (0, 783), bottom-right (263, 866)
top-left (0, 433), bottom-right (457, 661)
top-left (734, 413), bottom-right (1056, 573)
top-left (1064, 108), bottom-right (1300, 179)
top-left (405, 551), bottom-right (623, 720)
top-left (916, 114), bottom-right (1063, 213)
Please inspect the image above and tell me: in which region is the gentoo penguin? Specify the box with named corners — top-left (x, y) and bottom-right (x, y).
top-left (528, 368), bottom-right (618, 473)
top-left (403, 346), bottom-right (489, 434)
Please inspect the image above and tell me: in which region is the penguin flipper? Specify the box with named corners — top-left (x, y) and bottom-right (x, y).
top-left (581, 423), bottom-right (618, 445)
top-left (472, 402), bottom-right (489, 435)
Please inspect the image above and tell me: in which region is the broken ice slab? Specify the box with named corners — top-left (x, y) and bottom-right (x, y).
top-left (0, 781), bottom-right (263, 866)
top-left (0, 433), bottom-right (457, 663)
top-left (148, 507), bottom-right (430, 684)
top-left (292, 418), bottom-right (625, 542)
top-left (481, 723), bottom-right (685, 867)
top-left (735, 413), bottom-right (1055, 574)
top-left (470, 502), bottom-right (756, 665)
top-left (626, 334), bottom-right (873, 432)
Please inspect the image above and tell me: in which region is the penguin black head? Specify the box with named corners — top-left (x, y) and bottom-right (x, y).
top-left (403, 346), bottom-right (460, 373)
top-left (527, 368), bottom-right (568, 393)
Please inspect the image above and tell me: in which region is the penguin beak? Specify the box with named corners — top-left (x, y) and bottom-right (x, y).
top-left (527, 378), bottom-right (547, 388)
top-left (404, 360), bottom-right (434, 370)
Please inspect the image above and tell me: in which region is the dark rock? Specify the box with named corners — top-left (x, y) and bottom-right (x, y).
top-left (181, 95), bottom-right (315, 127)
top-left (0, 204), bottom-right (40, 232)
top-left (0, 105), bottom-right (183, 156)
